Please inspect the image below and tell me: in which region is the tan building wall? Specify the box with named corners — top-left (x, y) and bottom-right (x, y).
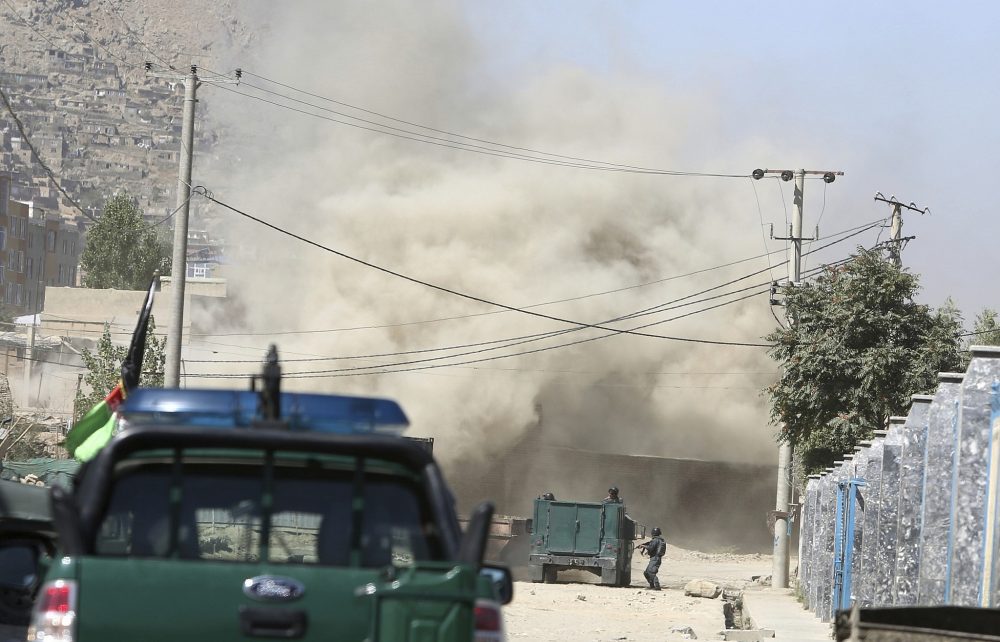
top-left (41, 277), bottom-right (227, 345)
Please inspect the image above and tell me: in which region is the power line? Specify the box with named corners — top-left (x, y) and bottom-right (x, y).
top-left (0, 8), bottom-right (195, 227)
top-left (178, 216), bottom-right (882, 340)
top-left (29, 243), bottom-right (869, 383)
top-left (36, 213), bottom-right (882, 375)
top-left (183, 234), bottom-right (880, 379)
top-left (193, 187), bottom-right (771, 347)
top-left (212, 83), bottom-right (737, 175)
top-left (0, 84), bottom-right (97, 222)
top-left (958, 329), bottom-right (1000, 339)
top-left (32, 215), bottom-right (883, 371)
top-left (191, 246), bottom-right (789, 338)
top-left (183, 287), bottom-right (772, 379)
top-left (183, 278), bottom-right (778, 366)
top-left (61, 7), bottom-right (143, 70)
top-left (211, 68), bottom-right (748, 178)
top-left (445, 366), bottom-right (777, 376)
top-left (185, 251), bottom-right (866, 376)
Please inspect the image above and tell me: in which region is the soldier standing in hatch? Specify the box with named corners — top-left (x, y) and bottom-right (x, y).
top-left (603, 486), bottom-right (622, 503)
top-left (636, 527), bottom-right (666, 590)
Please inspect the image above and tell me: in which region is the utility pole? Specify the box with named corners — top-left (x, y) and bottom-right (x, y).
top-left (753, 167), bottom-right (843, 589)
top-left (147, 64), bottom-right (240, 387)
top-left (873, 193), bottom-right (928, 267)
top-left (22, 322), bottom-right (35, 408)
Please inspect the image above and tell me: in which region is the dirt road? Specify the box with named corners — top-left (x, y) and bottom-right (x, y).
top-left (504, 546), bottom-right (774, 641)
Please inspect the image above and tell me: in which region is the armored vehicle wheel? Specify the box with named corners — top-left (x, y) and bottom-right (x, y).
top-left (543, 565), bottom-right (558, 584)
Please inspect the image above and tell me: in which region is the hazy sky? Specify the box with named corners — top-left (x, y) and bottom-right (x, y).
top-left (461, 1), bottom-right (999, 320)
top-left (182, 0), bottom-right (998, 467)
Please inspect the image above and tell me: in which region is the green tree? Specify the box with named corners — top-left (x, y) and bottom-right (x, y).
top-left (765, 248), bottom-right (965, 473)
top-left (73, 320), bottom-right (166, 420)
top-left (969, 308), bottom-right (1000, 347)
top-left (80, 191), bottom-right (171, 290)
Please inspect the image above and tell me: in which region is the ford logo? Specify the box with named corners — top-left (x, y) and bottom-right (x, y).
top-left (242, 576), bottom-right (305, 602)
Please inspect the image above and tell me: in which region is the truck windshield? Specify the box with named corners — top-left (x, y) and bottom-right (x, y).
top-left (94, 450), bottom-right (442, 566)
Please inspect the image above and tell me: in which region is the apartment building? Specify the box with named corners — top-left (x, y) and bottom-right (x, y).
top-left (0, 175), bottom-right (82, 315)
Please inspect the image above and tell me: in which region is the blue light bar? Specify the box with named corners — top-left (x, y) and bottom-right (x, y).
top-left (118, 389), bottom-right (409, 435)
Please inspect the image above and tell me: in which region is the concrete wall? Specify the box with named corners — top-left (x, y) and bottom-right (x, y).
top-left (799, 347), bottom-right (1000, 616)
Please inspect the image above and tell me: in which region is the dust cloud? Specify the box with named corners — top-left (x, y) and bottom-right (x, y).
top-left (192, 0), bottom-right (783, 490)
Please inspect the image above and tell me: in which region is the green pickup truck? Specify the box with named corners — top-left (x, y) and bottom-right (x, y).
top-left (28, 357), bottom-right (511, 641)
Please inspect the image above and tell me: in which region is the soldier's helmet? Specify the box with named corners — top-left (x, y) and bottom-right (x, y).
top-left (608, 486), bottom-right (619, 495)
top-left (651, 527), bottom-right (662, 537)
top-left (541, 492), bottom-right (555, 501)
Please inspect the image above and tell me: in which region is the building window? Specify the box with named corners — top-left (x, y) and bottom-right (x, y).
top-left (0, 265), bottom-right (5, 285)
top-left (58, 265), bottom-right (64, 284)
top-left (15, 284), bottom-right (22, 306)
top-left (0, 227), bottom-right (6, 250)
top-left (26, 257), bottom-right (33, 279)
top-left (46, 231), bottom-right (55, 251)
top-left (187, 265), bottom-right (210, 278)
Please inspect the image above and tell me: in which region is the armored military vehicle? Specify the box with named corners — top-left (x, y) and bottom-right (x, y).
top-left (527, 496), bottom-right (635, 586)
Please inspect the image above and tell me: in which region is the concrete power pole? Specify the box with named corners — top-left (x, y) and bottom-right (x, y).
top-left (164, 67), bottom-right (197, 387)
top-left (874, 193), bottom-right (927, 267)
top-left (147, 64), bottom-right (241, 387)
top-left (22, 322), bottom-right (35, 408)
top-left (753, 167), bottom-right (843, 589)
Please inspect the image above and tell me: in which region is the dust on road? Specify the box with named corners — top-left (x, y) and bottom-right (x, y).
top-left (504, 546), bottom-right (774, 641)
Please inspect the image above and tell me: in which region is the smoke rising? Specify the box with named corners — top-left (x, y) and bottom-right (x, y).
top-left (194, 1), bottom-right (782, 480)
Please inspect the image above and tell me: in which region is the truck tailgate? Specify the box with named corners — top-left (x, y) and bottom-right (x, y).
top-left (74, 558), bottom-right (475, 641)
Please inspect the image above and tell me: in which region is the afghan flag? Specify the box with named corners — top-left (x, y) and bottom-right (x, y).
top-left (66, 273), bottom-right (159, 461)
top-left (65, 382), bottom-right (125, 461)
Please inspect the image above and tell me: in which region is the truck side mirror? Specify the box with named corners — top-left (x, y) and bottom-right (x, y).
top-left (457, 500), bottom-right (494, 567)
top-left (50, 485), bottom-right (85, 555)
top-left (480, 563), bottom-right (513, 605)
